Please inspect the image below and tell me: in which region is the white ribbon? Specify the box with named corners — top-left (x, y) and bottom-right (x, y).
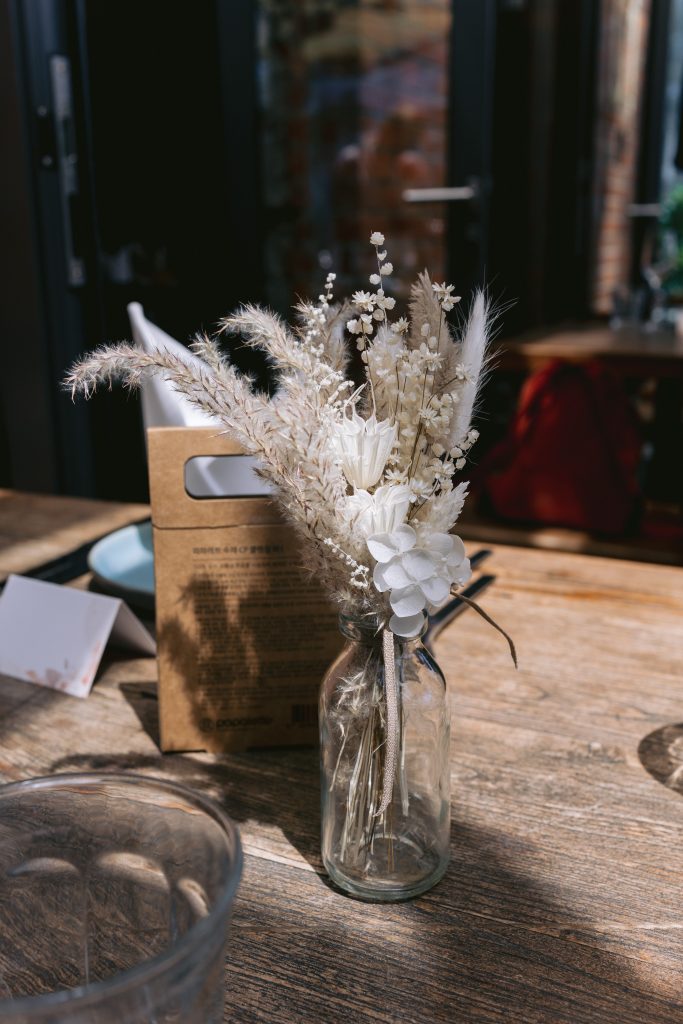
top-left (376, 628), bottom-right (398, 816)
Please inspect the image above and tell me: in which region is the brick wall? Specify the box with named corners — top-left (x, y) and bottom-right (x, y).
top-left (591, 0), bottom-right (652, 314)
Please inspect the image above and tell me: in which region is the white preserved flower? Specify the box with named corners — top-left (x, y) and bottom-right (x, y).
top-left (384, 465), bottom-right (408, 484)
top-left (332, 410), bottom-right (397, 489)
top-left (431, 282), bottom-right (461, 312)
top-left (380, 262), bottom-right (393, 276)
top-left (395, 317), bottom-right (410, 333)
top-left (369, 274), bottom-right (381, 285)
top-left (370, 231), bottom-right (385, 246)
top-left (367, 525), bottom-right (471, 637)
top-left (345, 483), bottom-right (411, 537)
top-left (359, 313), bottom-right (374, 335)
top-left (420, 406), bottom-right (439, 428)
top-left (375, 293), bottom-right (396, 312)
top-left (431, 282), bottom-right (454, 299)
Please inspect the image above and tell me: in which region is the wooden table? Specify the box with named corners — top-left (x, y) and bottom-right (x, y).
top-left (1, 491), bottom-right (683, 1023)
top-left (494, 323), bottom-right (683, 378)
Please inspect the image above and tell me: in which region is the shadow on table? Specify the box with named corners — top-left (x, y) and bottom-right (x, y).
top-left (638, 723), bottom-right (683, 794)
top-left (45, 747), bottom-right (679, 1023)
top-left (48, 745), bottom-right (326, 875)
top-left (150, 570), bottom-right (337, 752)
top-left (119, 680), bottom-right (162, 747)
top-left (224, 816), bottom-right (679, 1023)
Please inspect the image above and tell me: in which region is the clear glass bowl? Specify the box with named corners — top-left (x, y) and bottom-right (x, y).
top-left (0, 772), bottom-right (242, 1023)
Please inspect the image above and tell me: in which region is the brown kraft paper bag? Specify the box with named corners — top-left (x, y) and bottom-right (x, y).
top-left (148, 427), bottom-right (342, 753)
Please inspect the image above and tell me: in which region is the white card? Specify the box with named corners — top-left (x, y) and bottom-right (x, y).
top-left (0, 575), bottom-right (156, 699)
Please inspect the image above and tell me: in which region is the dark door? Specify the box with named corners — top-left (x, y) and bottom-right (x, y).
top-left (4, 0), bottom-right (265, 499)
top-left (2, 0), bottom-right (96, 495)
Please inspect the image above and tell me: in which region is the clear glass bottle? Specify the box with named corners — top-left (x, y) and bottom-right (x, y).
top-left (320, 612), bottom-right (450, 901)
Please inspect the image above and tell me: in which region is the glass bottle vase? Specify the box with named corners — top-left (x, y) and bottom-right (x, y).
top-left (319, 612), bottom-right (450, 901)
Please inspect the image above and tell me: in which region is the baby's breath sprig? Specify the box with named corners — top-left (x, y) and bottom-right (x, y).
top-left (323, 538), bottom-right (370, 591)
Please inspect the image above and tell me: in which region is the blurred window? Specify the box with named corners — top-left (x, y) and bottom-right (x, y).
top-left (256, 1), bottom-right (452, 308)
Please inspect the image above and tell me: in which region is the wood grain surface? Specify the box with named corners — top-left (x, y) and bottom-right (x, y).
top-left (0, 493), bottom-right (683, 1023)
top-left (0, 489), bottom-right (149, 579)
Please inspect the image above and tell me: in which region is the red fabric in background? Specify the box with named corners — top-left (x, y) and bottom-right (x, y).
top-left (478, 360), bottom-right (642, 535)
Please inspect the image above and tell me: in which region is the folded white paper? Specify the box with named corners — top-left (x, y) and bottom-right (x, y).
top-left (128, 301), bottom-right (222, 430)
top-left (0, 575), bottom-right (156, 699)
top-left (128, 301), bottom-right (272, 498)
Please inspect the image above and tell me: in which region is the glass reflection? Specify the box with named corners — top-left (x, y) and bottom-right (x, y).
top-left (257, 1), bottom-right (451, 309)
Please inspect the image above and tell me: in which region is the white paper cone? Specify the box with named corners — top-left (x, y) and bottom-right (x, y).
top-left (127, 302), bottom-right (222, 428)
top-left (127, 303), bottom-right (271, 497)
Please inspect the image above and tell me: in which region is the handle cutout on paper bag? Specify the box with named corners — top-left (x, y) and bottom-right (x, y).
top-left (184, 455), bottom-right (272, 500)
top-left (148, 427), bottom-right (282, 529)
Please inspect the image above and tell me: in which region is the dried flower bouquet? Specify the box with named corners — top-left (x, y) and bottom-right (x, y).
top-left (66, 233), bottom-right (501, 889)
top-left (66, 233), bottom-right (489, 629)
